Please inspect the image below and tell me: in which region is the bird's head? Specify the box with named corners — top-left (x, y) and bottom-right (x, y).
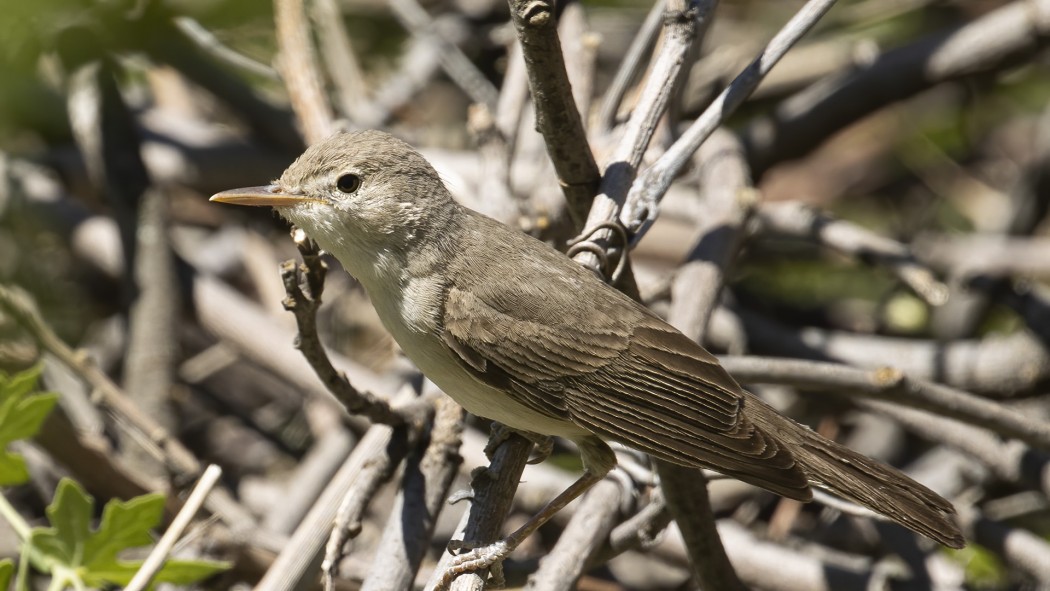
top-left (211, 130), bottom-right (456, 273)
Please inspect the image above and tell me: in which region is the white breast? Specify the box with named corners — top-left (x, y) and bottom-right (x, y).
top-left (367, 274), bottom-right (588, 440)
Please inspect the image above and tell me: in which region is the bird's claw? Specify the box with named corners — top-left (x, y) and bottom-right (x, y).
top-left (436, 540), bottom-right (511, 590)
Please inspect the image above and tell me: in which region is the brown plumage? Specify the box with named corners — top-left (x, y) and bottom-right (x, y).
top-left (212, 130), bottom-right (965, 562)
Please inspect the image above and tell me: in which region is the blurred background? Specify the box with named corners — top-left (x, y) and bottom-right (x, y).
top-left (1, 0), bottom-right (1049, 589)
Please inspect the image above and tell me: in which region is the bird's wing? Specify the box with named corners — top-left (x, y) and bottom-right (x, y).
top-left (441, 284), bottom-right (810, 499)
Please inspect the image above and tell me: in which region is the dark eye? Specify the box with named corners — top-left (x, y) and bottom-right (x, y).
top-left (337, 174), bottom-right (361, 193)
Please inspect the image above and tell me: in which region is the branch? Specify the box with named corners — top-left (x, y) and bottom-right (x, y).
top-left (743, 0), bottom-right (1050, 175)
top-left (623, 0), bottom-right (839, 233)
top-left (572, 0), bottom-right (713, 279)
top-left (279, 231), bottom-right (429, 427)
top-left (360, 397), bottom-right (465, 590)
top-left (756, 201), bottom-right (948, 305)
top-left (507, 0), bottom-right (601, 229)
top-left (719, 355), bottom-right (1050, 449)
top-left (274, 0), bottom-right (335, 144)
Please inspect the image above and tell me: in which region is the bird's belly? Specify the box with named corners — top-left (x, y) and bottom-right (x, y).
top-left (419, 342), bottom-right (586, 439)
top-left (367, 276), bottom-right (586, 439)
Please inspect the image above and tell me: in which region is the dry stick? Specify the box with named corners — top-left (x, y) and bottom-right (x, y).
top-left (146, 20), bottom-right (303, 154)
top-left (424, 434), bottom-right (534, 591)
top-left (274, 0), bottom-right (335, 144)
top-left (756, 201), bottom-right (949, 306)
top-left (0, 285), bottom-right (261, 538)
top-left (311, 0), bottom-right (376, 125)
top-left (507, 0), bottom-right (601, 230)
top-left (173, 17), bottom-right (280, 80)
top-left (657, 129), bottom-right (752, 591)
top-left (123, 188), bottom-right (180, 480)
top-left (595, 0), bottom-right (667, 134)
top-left (717, 355), bottom-right (1050, 450)
top-left (623, 0), bottom-right (840, 242)
top-left (718, 306), bottom-right (1050, 395)
top-left (558, 3), bottom-right (598, 125)
top-left (862, 401), bottom-right (1050, 497)
top-left (125, 464), bottom-right (224, 591)
top-left (389, 0), bottom-right (499, 109)
top-left (573, 0), bottom-right (713, 279)
top-left (280, 230), bottom-right (423, 427)
top-left (962, 507), bottom-right (1050, 584)
top-left (361, 397), bottom-right (465, 591)
top-left (744, 0), bottom-right (1050, 176)
top-left (523, 478), bottom-right (626, 590)
top-left (256, 425), bottom-right (406, 591)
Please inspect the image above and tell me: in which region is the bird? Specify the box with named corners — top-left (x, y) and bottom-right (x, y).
top-left (212, 129), bottom-right (964, 586)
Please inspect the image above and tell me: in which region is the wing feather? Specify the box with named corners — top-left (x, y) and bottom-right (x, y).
top-left (441, 284), bottom-right (811, 498)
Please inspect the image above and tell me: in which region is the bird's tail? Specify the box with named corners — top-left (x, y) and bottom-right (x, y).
top-left (748, 395), bottom-right (966, 548)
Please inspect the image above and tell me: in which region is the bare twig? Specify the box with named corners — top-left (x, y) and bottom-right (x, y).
top-left (274, 0), bottom-right (335, 144)
top-left (756, 201), bottom-right (948, 305)
top-left (361, 397), bottom-right (465, 591)
top-left (507, 0), bottom-right (601, 229)
top-left (719, 306), bottom-right (1050, 395)
top-left (744, 0), bottom-right (1050, 176)
top-left (718, 355), bottom-right (1050, 450)
top-left (423, 433), bottom-right (533, 591)
top-left (595, 0), bottom-right (667, 134)
top-left (173, 17), bottom-right (280, 80)
top-left (572, 0), bottom-right (713, 278)
top-left (125, 465), bottom-right (224, 591)
top-left (280, 230), bottom-right (425, 426)
top-left (256, 425), bottom-right (406, 591)
top-left (390, 0), bottom-right (499, 109)
top-left (623, 0), bottom-right (839, 232)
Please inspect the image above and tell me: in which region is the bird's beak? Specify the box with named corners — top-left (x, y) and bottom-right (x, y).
top-left (210, 185), bottom-right (322, 207)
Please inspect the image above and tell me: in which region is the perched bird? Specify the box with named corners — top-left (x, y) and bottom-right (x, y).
top-left (212, 130), bottom-right (964, 584)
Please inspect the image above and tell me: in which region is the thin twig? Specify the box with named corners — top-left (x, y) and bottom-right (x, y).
top-left (274, 0), bottom-right (335, 144)
top-left (595, 0), bottom-right (667, 133)
top-left (360, 396), bottom-right (465, 591)
top-left (572, 0), bottom-right (714, 278)
top-left (390, 0), bottom-right (499, 109)
top-left (125, 465), bottom-right (224, 591)
top-left (507, 0), bottom-right (601, 229)
top-left (756, 201), bottom-right (949, 305)
top-left (256, 425), bottom-right (406, 591)
top-left (280, 230), bottom-right (426, 426)
top-left (173, 17), bottom-right (280, 80)
top-left (423, 433), bottom-right (534, 591)
top-left (623, 0), bottom-right (839, 234)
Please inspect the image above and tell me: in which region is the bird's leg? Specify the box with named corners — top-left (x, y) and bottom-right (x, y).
top-left (438, 438), bottom-right (616, 590)
top-left (438, 469), bottom-right (605, 589)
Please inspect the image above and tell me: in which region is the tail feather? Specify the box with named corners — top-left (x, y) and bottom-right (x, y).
top-left (747, 394), bottom-right (965, 548)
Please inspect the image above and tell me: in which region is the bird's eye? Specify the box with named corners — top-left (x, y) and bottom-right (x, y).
top-left (337, 174), bottom-right (361, 194)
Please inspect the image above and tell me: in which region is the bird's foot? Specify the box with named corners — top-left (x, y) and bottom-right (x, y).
top-left (485, 423), bottom-right (553, 464)
top-left (437, 539), bottom-right (512, 590)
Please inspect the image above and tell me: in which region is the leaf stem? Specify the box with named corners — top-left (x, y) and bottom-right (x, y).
top-left (0, 491), bottom-right (31, 540)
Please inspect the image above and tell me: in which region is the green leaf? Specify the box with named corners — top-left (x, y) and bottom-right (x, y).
top-left (80, 493), bottom-right (164, 567)
top-left (0, 558), bottom-right (13, 590)
top-left (0, 364), bottom-right (58, 486)
top-left (26, 479), bottom-right (227, 589)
